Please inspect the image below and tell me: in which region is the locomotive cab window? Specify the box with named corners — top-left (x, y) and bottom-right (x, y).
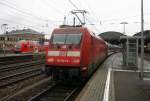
top-left (52, 34), bottom-right (82, 44)
top-left (52, 34), bottom-right (66, 44)
top-left (66, 34), bottom-right (82, 44)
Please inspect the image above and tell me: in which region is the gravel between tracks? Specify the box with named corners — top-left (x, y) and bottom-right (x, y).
top-left (0, 62), bottom-right (45, 100)
top-left (0, 74), bottom-right (46, 100)
top-left (0, 64), bottom-right (44, 78)
top-left (0, 76), bottom-right (52, 101)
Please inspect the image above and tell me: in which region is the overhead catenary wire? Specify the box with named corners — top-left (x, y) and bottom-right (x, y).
top-left (1, 0), bottom-right (148, 35)
top-left (0, 0), bottom-right (50, 22)
top-left (67, 0), bottom-right (101, 33)
top-left (67, 0), bottom-right (150, 35)
top-left (85, 17), bottom-right (101, 33)
top-left (0, 17), bottom-right (43, 31)
top-left (69, 0), bottom-right (102, 32)
top-left (4, 0), bottom-right (63, 23)
top-left (0, 0), bottom-right (64, 33)
top-left (0, 12), bottom-right (53, 33)
top-left (68, 0), bottom-right (79, 10)
top-left (0, 0), bottom-right (63, 25)
top-left (0, 10), bottom-right (47, 26)
top-left (42, 0), bottom-right (65, 15)
top-left (68, 0), bottom-right (144, 26)
top-left (3, 0), bottom-right (35, 14)
top-left (0, 11), bottom-right (61, 29)
top-left (76, 0), bottom-right (100, 23)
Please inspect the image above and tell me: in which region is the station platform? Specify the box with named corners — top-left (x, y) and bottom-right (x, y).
top-left (76, 53), bottom-right (150, 101)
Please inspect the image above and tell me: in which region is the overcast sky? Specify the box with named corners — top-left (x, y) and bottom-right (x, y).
top-left (0, 0), bottom-right (150, 37)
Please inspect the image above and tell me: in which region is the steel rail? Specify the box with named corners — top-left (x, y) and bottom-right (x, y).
top-left (28, 83), bottom-right (78, 101)
top-left (0, 68), bottom-right (41, 81)
top-left (0, 54), bottom-right (45, 66)
top-left (27, 82), bottom-right (58, 101)
top-left (0, 60), bottom-right (44, 73)
top-left (63, 88), bottom-right (78, 101)
top-left (0, 68), bottom-right (42, 88)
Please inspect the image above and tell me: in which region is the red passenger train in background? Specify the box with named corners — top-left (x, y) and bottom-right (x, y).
top-left (13, 40), bottom-right (44, 53)
top-left (44, 25), bottom-right (108, 80)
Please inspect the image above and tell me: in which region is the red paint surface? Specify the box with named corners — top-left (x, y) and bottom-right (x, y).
top-left (46, 27), bottom-right (108, 77)
top-left (13, 40), bottom-right (45, 53)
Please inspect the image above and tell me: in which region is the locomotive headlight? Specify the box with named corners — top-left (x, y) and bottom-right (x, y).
top-left (67, 51), bottom-right (80, 57)
top-left (73, 59), bottom-right (80, 63)
top-left (48, 58), bottom-right (54, 62)
top-left (81, 67), bottom-right (87, 71)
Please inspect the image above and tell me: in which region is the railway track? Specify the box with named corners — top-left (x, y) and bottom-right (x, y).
top-left (0, 60), bottom-right (44, 73)
top-left (28, 82), bottom-right (78, 101)
top-left (0, 67), bottom-right (42, 88)
top-left (0, 55), bottom-right (32, 65)
top-left (0, 59), bottom-right (45, 88)
top-left (0, 53), bottom-right (45, 66)
top-left (0, 76), bottom-right (82, 101)
top-left (0, 59), bottom-right (29, 66)
top-left (25, 54), bottom-right (115, 101)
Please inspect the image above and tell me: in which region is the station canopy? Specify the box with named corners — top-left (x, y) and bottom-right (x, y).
top-left (134, 30), bottom-right (150, 44)
top-left (98, 31), bottom-right (125, 45)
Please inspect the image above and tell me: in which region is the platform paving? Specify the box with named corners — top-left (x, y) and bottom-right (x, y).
top-left (114, 71), bottom-right (150, 101)
top-left (76, 54), bottom-right (115, 101)
top-left (76, 53), bottom-right (150, 101)
top-left (112, 53), bottom-right (150, 101)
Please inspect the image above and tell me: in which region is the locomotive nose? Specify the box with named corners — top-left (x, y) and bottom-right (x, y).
top-left (47, 50), bottom-right (81, 66)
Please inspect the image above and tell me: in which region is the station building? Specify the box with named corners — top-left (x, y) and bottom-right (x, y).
top-left (0, 29), bottom-right (44, 51)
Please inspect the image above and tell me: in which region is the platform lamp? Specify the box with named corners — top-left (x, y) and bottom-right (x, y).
top-left (120, 22), bottom-right (128, 34)
top-left (140, 0), bottom-right (144, 80)
top-left (1, 24), bottom-right (8, 56)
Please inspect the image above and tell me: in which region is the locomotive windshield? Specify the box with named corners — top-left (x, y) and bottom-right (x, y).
top-left (52, 34), bottom-right (82, 44)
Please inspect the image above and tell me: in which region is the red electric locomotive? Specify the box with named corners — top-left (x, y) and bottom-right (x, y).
top-left (13, 40), bottom-right (42, 53)
top-left (44, 26), bottom-right (107, 80)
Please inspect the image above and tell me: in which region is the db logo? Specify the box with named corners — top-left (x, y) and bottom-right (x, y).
top-left (62, 45), bottom-right (67, 49)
